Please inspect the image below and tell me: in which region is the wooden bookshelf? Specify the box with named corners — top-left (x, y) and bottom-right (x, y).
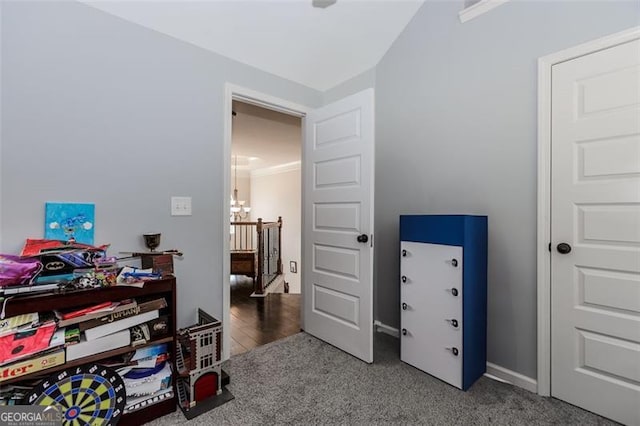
top-left (0, 336), bottom-right (174, 386)
top-left (0, 277), bottom-right (178, 425)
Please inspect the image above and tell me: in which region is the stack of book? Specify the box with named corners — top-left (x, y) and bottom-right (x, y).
top-left (0, 313), bottom-right (57, 366)
top-left (0, 314), bottom-right (65, 383)
top-left (119, 343), bottom-right (174, 414)
top-left (0, 296), bottom-right (169, 384)
top-left (55, 297), bottom-right (168, 361)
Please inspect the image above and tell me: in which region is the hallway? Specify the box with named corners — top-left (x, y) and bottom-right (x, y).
top-left (230, 276), bottom-right (301, 356)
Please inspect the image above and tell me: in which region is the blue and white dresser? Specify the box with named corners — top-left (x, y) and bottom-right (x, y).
top-left (399, 215), bottom-right (487, 391)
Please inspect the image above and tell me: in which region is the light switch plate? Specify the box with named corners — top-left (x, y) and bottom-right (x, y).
top-left (171, 196), bottom-right (192, 216)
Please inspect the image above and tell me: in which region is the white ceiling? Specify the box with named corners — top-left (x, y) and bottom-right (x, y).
top-left (231, 101), bottom-right (302, 171)
top-left (81, 0), bottom-right (424, 91)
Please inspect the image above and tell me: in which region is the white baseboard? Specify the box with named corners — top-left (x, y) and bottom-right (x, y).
top-left (485, 362), bottom-right (537, 393)
top-left (373, 320), bottom-right (400, 338)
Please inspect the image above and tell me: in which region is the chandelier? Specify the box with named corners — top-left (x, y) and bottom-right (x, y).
top-left (230, 155), bottom-right (251, 221)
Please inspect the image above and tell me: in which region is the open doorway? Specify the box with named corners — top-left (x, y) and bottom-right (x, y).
top-left (229, 100), bottom-right (303, 356)
top-left (223, 85), bottom-right (375, 364)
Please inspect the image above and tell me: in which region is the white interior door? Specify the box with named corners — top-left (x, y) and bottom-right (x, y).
top-left (303, 89), bottom-right (374, 363)
top-left (551, 39), bottom-right (640, 425)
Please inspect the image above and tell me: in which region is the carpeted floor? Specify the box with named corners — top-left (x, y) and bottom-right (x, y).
top-left (148, 332), bottom-right (614, 425)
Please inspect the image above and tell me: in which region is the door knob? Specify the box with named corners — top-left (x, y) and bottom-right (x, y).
top-left (402, 303), bottom-right (408, 310)
top-left (451, 258), bottom-right (458, 267)
top-left (450, 319), bottom-right (458, 328)
top-left (451, 288), bottom-right (458, 297)
top-left (357, 234), bottom-right (369, 243)
top-left (402, 328), bottom-right (407, 336)
top-left (401, 276), bottom-right (407, 283)
top-left (557, 243), bottom-right (572, 254)
top-left (451, 347), bottom-right (459, 356)
top-left (402, 249), bottom-right (407, 257)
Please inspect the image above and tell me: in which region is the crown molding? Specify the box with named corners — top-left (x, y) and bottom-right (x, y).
top-left (459, 0), bottom-right (510, 23)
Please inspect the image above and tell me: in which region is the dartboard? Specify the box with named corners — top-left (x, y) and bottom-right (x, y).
top-left (23, 364), bottom-right (126, 426)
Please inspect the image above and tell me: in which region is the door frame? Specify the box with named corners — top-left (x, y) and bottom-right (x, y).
top-left (536, 26), bottom-right (640, 397)
top-left (222, 83), bottom-right (310, 360)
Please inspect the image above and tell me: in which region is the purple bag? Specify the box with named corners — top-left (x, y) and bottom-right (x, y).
top-left (0, 255), bottom-right (43, 288)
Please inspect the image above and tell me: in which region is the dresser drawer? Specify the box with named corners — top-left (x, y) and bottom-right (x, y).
top-left (401, 307), bottom-right (463, 388)
top-left (400, 241), bottom-right (463, 315)
top-left (400, 242), bottom-right (462, 292)
top-left (400, 215), bottom-right (487, 391)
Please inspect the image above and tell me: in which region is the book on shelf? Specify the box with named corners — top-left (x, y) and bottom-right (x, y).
top-left (84, 310), bottom-right (160, 342)
top-left (46, 326), bottom-right (79, 350)
top-left (123, 388), bottom-right (174, 414)
top-left (0, 321), bottom-right (57, 365)
top-left (57, 299), bottom-right (137, 328)
top-left (64, 326), bottom-right (80, 346)
top-left (48, 327), bottom-right (66, 349)
top-left (0, 313), bottom-right (39, 337)
top-left (131, 343), bottom-right (168, 362)
top-left (122, 362), bottom-right (172, 398)
top-left (0, 349), bottom-right (65, 383)
top-left (66, 329), bottom-right (131, 361)
top-left (79, 298), bottom-right (166, 332)
top-left (55, 301), bottom-right (114, 321)
top-left (133, 353), bottom-right (168, 369)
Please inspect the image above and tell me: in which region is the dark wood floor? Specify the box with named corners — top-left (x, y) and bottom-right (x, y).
top-left (230, 275), bottom-right (301, 356)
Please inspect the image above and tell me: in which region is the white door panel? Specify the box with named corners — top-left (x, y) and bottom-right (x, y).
top-left (303, 89), bottom-right (374, 363)
top-left (578, 267), bottom-right (640, 313)
top-left (551, 38), bottom-right (640, 426)
top-left (313, 203), bottom-right (361, 233)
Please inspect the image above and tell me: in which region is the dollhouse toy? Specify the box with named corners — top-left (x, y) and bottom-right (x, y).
top-left (176, 309), bottom-right (224, 414)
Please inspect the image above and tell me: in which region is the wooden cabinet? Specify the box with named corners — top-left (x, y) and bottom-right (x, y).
top-left (399, 215), bottom-right (487, 391)
top-left (1, 278), bottom-right (177, 425)
top-left (230, 251), bottom-right (256, 278)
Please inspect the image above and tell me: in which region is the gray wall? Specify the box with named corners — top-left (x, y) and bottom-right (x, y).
top-left (3, 0), bottom-right (639, 380)
top-left (0, 0), bottom-right (322, 328)
top-left (323, 67), bottom-right (376, 105)
top-left (375, 0), bottom-right (640, 378)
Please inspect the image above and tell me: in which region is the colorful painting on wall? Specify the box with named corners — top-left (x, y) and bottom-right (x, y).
top-left (44, 202), bottom-right (95, 244)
